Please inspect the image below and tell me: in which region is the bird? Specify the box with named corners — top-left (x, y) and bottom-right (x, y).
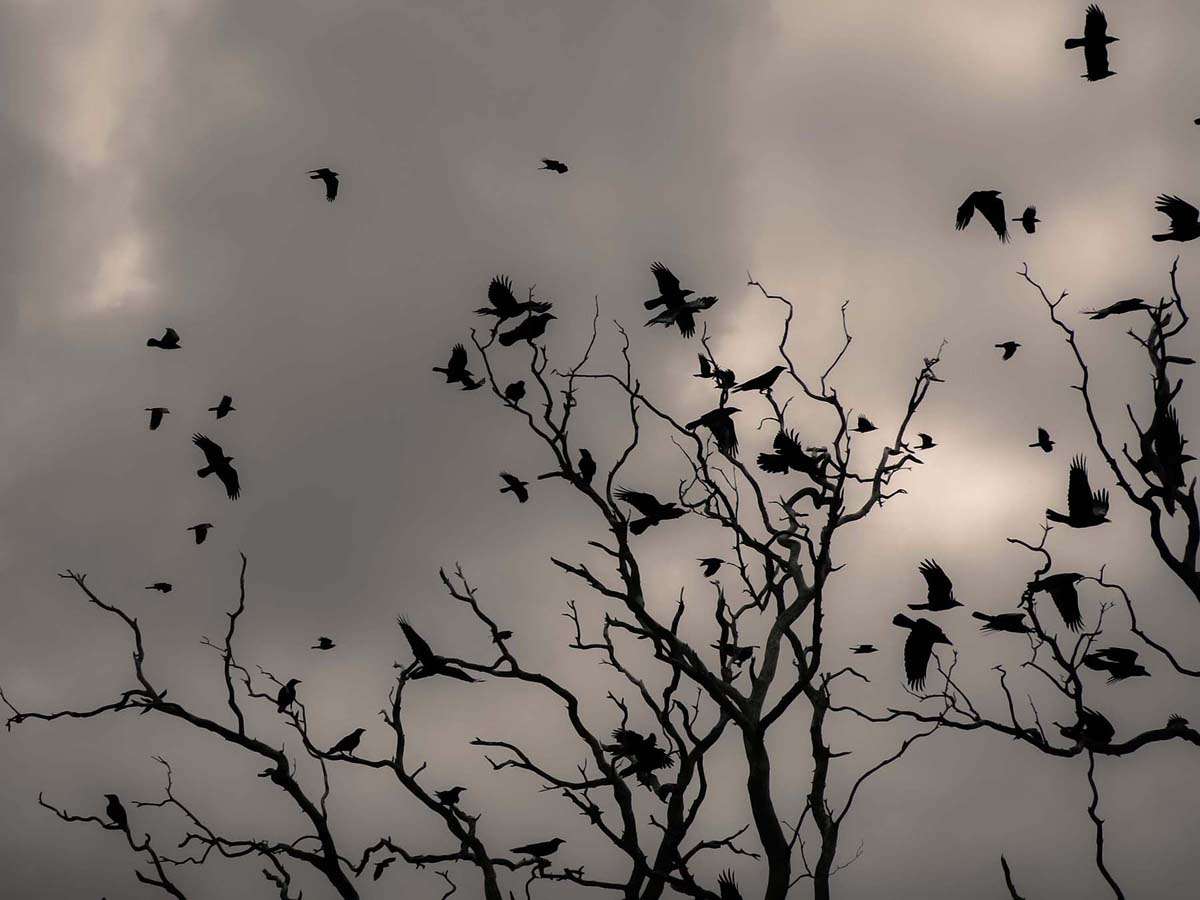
top-left (644, 262), bottom-right (694, 311)
top-left (757, 429), bottom-right (829, 483)
top-left (307, 168), bottom-right (339, 201)
top-left (645, 295), bottom-right (718, 338)
top-left (910, 559), bottom-right (961, 611)
top-left (577, 449), bottom-right (597, 486)
top-left (1153, 195), bottom-right (1200, 242)
top-left (146, 327), bottom-right (180, 349)
top-left (1135, 406), bottom-right (1194, 515)
top-left (695, 354), bottom-right (736, 389)
top-left (104, 794), bottom-right (129, 833)
top-left (850, 644), bottom-right (878, 654)
top-left (1065, 5), bottom-right (1118, 82)
top-left (208, 395), bottom-right (235, 418)
top-left (686, 407), bottom-right (740, 457)
top-left (717, 870), bottom-right (744, 900)
top-left (1046, 456), bottom-right (1110, 527)
top-left (1168, 713), bottom-right (1190, 729)
top-left (1012, 206), bottom-right (1041, 234)
top-left (892, 614), bottom-right (952, 690)
top-left (187, 523), bottom-right (212, 545)
top-left (499, 312), bottom-right (556, 347)
top-left (144, 407), bottom-right (169, 431)
top-left (914, 433), bottom-right (936, 450)
top-left (972, 611), bottom-right (1031, 634)
top-left (504, 380), bottom-right (526, 404)
top-left (1083, 647), bottom-right (1150, 682)
top-left (436, 786), bottom-right (466, 805)
top-left (433, 344), bottom-right (485, 391)
top-left (276, 678), bottom-right (301, 713)
top-left (145, 582), bottom-right (173, 593)
top-left (955, 190), bottom-right (1009, 242)
top-left (372, 857), bottom-right (395, 881)
top-left (192, 434), bottom-right (240, 500)
top-left (1029, 427), bottom-right (1055, 453)
top-left (605, 728), bottom-right (674, 780)
top-left (733, 366), bottom-right (786, 394)
top-left (1084, 298), bottom-right (1151, 319)
top-left (1027, 572), bottom-right (1086, 632)
top-left (510, 838), bottom-right (565, 859)
top-left (853, 415), bottom-right (877, 433)
top-left (328, 728), bottom-right (365, 756)
top-left (475, 275), bottom-right (553, 322)
top-left (312, 637), bottom-right (336, 650)
top-left (499, 472), bottom-right (530, 503)
top-left (397, 618), bottom-right (478, 682)
top-left (995, 341), bottom-right (1021, 360)
top-left (1059, 707), bottom-right (1114, 746)
top-left (710, 641), bottom-right (755, 666)
top-left (540, 159), bottom-right (568, 174)
top-left (698, 557), bottom-right (724, 578)
top-left (614, 488), bottom-right (686, 535)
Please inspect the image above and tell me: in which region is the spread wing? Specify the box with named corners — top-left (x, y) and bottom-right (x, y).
top-left (903, 628), bottom-right (935, 690)
top-left (955, 194), bottom-right (976, 231)
top-left (447, 344), bottom-right (467, 372)
top-left (615, 488), bottom-right (662, 517)
top-left (1037, 427), bottom-right (1050, 443)
top-left (717, 869), bottom-right (743, 900)
top-left (163, 327), bottom-right (180, 344)
top-left (650, 261), bottom-right (681, 294)
top-left (216, 462), bottom-right (240, 500)
top-left (1098, 647), bottom-right (1138, 665)
top-left (192, 433), bottom-right (225, 467)
top-left (1048, 583), bottom-right (1083, 631)
top-left (1157, 195), bottom-right (1199, 231)
top-left (488, 276), bottom-right (518, 313)
top-left (975, 193), bottom-right (1009, 241)
top-left (697, 354), bottom-right (712, 377)
top-left (398, 618), bottom-right (437, 666)
top-left (918, 559), bottom-right (954, 604)
top-left (1066, 456), bottom-right (1094, 519)
top-left (1084, 4), bottom-right (1107, 40)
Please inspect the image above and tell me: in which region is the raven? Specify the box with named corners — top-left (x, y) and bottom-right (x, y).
top-left (499, 472), bottom-right (530, 503)
top-left (910, 559), bottom-right (961, 611)
top-left (615, 488), bottom-right (686, 535)
top-left (733, 366), bottom-right (786, 393)
top-left (187, 523), bottom-right (212, 545)
top-left (955, 190), bottom-right (1009, 242)
top-left (276, 678), bottom-right (301, 713)
top-left (540, 159), bottom-right (568, 173)
top-left (645, 295), bottom-right (718, 338)
top-left (717, 869), bottom-right (743, 900)
top-left (145, 582), bottom-right (173, 593)
top-left (1153, 195), bottom-right (1200, 242)
top-left (312, 636), bottom-right (335, 650)
top-left (372, 858), bottom-right (395, 881)
top-left (328, 727), bottom-right (365, 755)
top-left (853, 415), bottom-right (877, 433)
top-left (1083, 647), bottom-right (1150, 682)
top-left (193, 434), bottom-right (240, 500)
top-left (105, 794), bottom-right (129, 832)
top-left (510, 838), bottom-right (565, 859)
top-left (1028, 572), bottom-right (1086, 631)
top-left (698, 557), bottom-right (724, 578)
top-left (1012, 206), bottom-right (1040, 234)
top-left (892, 614), bottom-right (952, 690)
top-left (1059, 707), bottom-right (1114, 746)
top-left (1046, 456), bottom-right (1109, 527)
top-left (499, 313), bottom-right (556, 347)
top-left (1065, 5), bottom-right (1118, 82)
top-left (504, 380), bottom-right (526, 404)
top-left (433, 344), bottom-right (485, 391)
top-left (475, 275), bottom-right (552, 321)
top-left (1084, 298), bottom-right (1151, 319)
top-left (436, 786), bottom-right (466, 805)
top-left (397, 618), bottom-right (478, 682)
top-left (209, 395), bottom-right (236, 418)
top-left (147, 327), bottom-right (180, 350)
top-left (1029, 427), bottom-right (1055, 453)
top-left (972, 611), bottom-right (1031, 634)
top-left (644, 262), bottom-right (694, 311)
top-left (686, 407), bottom-right (740, 456)
top-left (995, 341), bottom-right (1021, 360)
top-left (850, 644), bottom-right (878, 654)
top-left (757, 429), bottom-right (829, 483)
top-left (307, 167), bottom-right (339, 201)
top-left (695, 354), bottom-right (736, 389)
top-left (145, 407), bottom-right (169, 431)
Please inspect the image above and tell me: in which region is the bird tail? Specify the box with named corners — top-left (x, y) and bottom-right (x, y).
top-left (498, 330), bottom-right (521, 347)
top-left (146, 338), bottom-right (161, 347)
top-left (1064, 38), bottom-right (1085, 49)
top-left (1152, 233), bottom-right (1173, 242)
top-left (628, 517), bottom-right (651, 536)
top-left (197, 466), bottom-right (214, 478)
top-left (1045, 508), bottom-right (1069, 523)
top-left (474, 307), bottom-right (500, 317)
top-left (644, 297), bottom-right (665, 310)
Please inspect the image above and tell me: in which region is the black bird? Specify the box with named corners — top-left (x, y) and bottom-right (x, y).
top-left (686, 407), bottom-right (740, 457)
top-left (1030, 427), bottom-right (1055, 453)
top-left (433, 344), bottom-right (485, 391)
top-left (276, 678), bottom-right (301, 713)
top-left (1028, 572), bottom-right (1086, 632)
top-left (193, 434), bottom-right (240, 500)
top-left (475, 275), bottom-right (552, 322)
top-left (955, 190), bottom-right (1009, 242)
top-left (577, 448), bottom-right (597, 486)
top-left (372, 858), bottom-right (395, 881)
top-left (208, 395), bottom-right (235, 418)
top-left (145, 582), bottom-right (173, 593)
top-left (307, 167), bottom-right (339, 201)
top-left (499, 312), bottom-right (556, 347)
top-left (436, 786), bottom-right (466, 805)
top-left (615, 488), bottom-right (686, 535)
top-left (540, 159), bottom-right (568, 174)
top-left (698, 557), bottom-right (724, 578)
top-left (1065, 5), bottom-right (1118, 82)
top-left (1168, 713), bottom-right (1189, 729)
top-left (1059, 707), bottom-right (1114, 746)
top-left (187, 523), bottom-right (212, 545)
top-left (645, 295), bottom-right (718, 338)
top-left (328, 727), bottom-right (365, 756)
top-left (146, 327), bottom-right (180, 349)
top-left (892, 614), bottom-right (952, 691)
top-left (1012, 206), bottom-right (1041, 234)
top-left (397, 618), bottom-right (478, 682)
top-left (104, 794), bottom-right (129, 833)
top-left (510, 838), bottom-right (565, 859)
top-left (711, 641), bottom-right (755, 666)
top-left (504, 380), bottom-right (526, 404)
top-left (996, 341), bottom-right (1021, 360)
top-left (850, 644), bottom-right (878, 654)
top-left (312, 636), bottom-right (336, 650)
top-left (717, 869), bottom-right (743, 900)
top-left (1083, 647), bottom-right (1150, 682)
top-left (1135, 406), bottom-right (1194, 514)
top-left (1046, 456), bottom-right (1109, 527)
top-left (972, 611), bottom-right (1031, 634)
top-left (605, 728), bottom-right (674, 779)
top-left (499, 472), bottom-right (530, 503)
top-left (853, 415), bottom-right (877, 433)
top-left (915, 433), bottom-right (936, 450)
top-left (910, 559), bottom-right (961, 611)
top-left (1153, 195), bottom-right (1200, 242)
top-left (733, 366), bottom-right (786, 393)
top-left (644, 262), bottom-right (694, 311)
top-left (757, 429), bottom-right (829, 483)
top-left (695, 354), bottom-right (736, 389)
top-left (1084, 298), bottom-right (1151, 319)
top-left (145, 407), bottom-right (169, 431)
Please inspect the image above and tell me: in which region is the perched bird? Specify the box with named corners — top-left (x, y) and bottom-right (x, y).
top-left (717, 869), bottom-right (743, 900)
top-left (892, 614), bottom-right (952, 690)
top-left (145, 407), bottom-right (169, 431)
top-left (1084, 298), bottom-right (1151, 319)
top-left (577, 448), bottom-right (597, 486)
top-left (1065, 5), bottom-right (1118, 82)
top-left (644, 262), bottom-right (694, 311)
top-left (605, 728), bottom-right (674, 779)
top-left (307, 167), bottom-right (339, 201)
top-left (504, 380), bottom-right (526, 404)
top-left (1059, 707), bottom-right (1114, 746)
top-left (397, 618), bottom-right (478, 682)
top-left (698, 557), bottom-right (725, 578)
top-left (1012, 206), bottom-right (1041, 234)
top-left (187, 523), bottom-right (212, 545)
top-left (540, 159), bottom-right (568, 174)
top-left (733, 366), bottom-right (786, 394)
top-left (499, 312), bottom-right (556, 347)
top-left (850, 644), bottom-right (878, 654)
top-left (499, 472), bottom-right (530, 503)
top-left (1028, 572), bottom-right (1086, 632)
top-left (645, 295), bottom-right (718, 338)
top-left (853, 415), bottom-right (877, 433)
top-left (145, 582), bottom-right (173, 593)
top-left (686, 407), bottom-right (740, 457)
top-left (436, 786), bottom-right (466, 806)
top-left (328, 727), bottom-right (365, 756)
top-left (915, 433), bottom-right (936, 450)
top-left (193, 434), bottom-right (241, 500)
top-left (615, 488), bottom-right (686, 535)
top-left (312, 637), bottom-right (336, 650)
top-left (910, 559), bottom-right (961, 611)
top-left (104, 794), bottom-right (129, 833)
top-left (1030, 427), bottom-right (1055, 453)
top-left (955, 190), bottom-right (1009, 242)
top-left (208, 395), bottom-right (236, 419)
top-left (372, 857), bottom-right (395, 881)
top-left (1153, 195), bottom-right (1200, 242)
top-left (147, 327), bottom-right (180, 350)
top-left (711, 641), bottom-right (754, 666)
top-left (510, 838), bottom-right (565, 859)
top-left (276, 678), bottom-right (301, 714)
top-left (475, 275), bottom-right (552, 322)
top-left (1083, 647), bottom-right (1150, 682)
top-left (695, 354), bottom-right (736, 389)
top-left (972, 611), bottom-right (1031, 634)
top-left (1135, 406), bottom-right (1194, 515)
top-left (433, 344), bottom-right (485, 391)
top-left (1046, 456), bottom-right (1110, 527)
top-left (995, 341), bottom-right (1021, 360)
top-left (757, 429), bottom-right (829, 483)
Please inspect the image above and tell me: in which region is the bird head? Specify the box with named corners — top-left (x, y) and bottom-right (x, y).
top-left (723, 407), bottom-right (741, 415)
top-left (934, 632), bottom-right (953, 646)
top-left (224, 455), bottom-right (235, 463)
top-left (104, 793), bottom-right (119, 801)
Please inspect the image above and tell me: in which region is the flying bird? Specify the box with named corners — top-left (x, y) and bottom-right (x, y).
top-left (711, 639), bottom-right (755, 667)
top-left (145, 582), bottom-right (173, 593)
top-left (853, 415), bottom-right (877, 433)
top-left (892, 614), bottom-right (952, 690)
top-left (187, 523), bottom-right (212, 545)
top-left (915, 433), bottom-right (936, 450)
top-left (510, 838), bottom-right (565, 859)
top-left (605, 728), bottom-right (674, 780)
top-left (499, 472), bottom-right (530, 503)
top-left (1153, 195), bottom-right (1200, 242)
top-left (955, 190), bottom-right (1009, 242)
top-left (686, 407), bottom-right (740, 457)
top-left (307, 167), bottom-right (339, 201)
top-left (540, 159), bottom-right (568, 174)
top-left (104, 794), bottom-right (129, 833)
top-left (615, 488), bottom-right (686, 535)
top-left (733, 366), bottom-right (786, 394)
top-left (695, 354), bottom-right (736, 389)
top-left (145, 407), bottom-right (169, 431)
top-left (276, 678), bottom-right (301, 713)
top-left (433, 344), bottom-right (485, 391)
top-left (208, 395), bottom-right (235, 418)
top-left (372, 858), bottom-right (395, 881)
top-left (1012, 206), bottom-right (1041, 234)
top-left (475, 275), bottom-right (552, 321)
top-left (1028, 572), bottom-right (1086, 632)
top-left (397, 618), bottom-right (478, 682)
top-left (995, 341), bottom-right (1021, 360)
top-left (146, 327), bottom-right (180, 350)
top-left (499, 312), bottom-right (556, 347)
top-left (328, 727), bottom-right (365, 756)
top-left (1083, 647), bottom-right (1150, 682)
top-left (436, 786), bottom-right (466, 805)
top-left (645, 295), bottom-right (718, 338)
top-left (312, 636), bottom-right (336, 650)
top-left (1135, 406), bottom-right (1194, 514)
top-left (1030, 427), bottom-right (1055, 453)
top-left (850, 644), bottom-right (878, 654)
top-left (193, 434), bottom-right (240, 500)
top-left (1084, 298), bottom-right (1151, 319)
top-left (1046, 456), bottom-right (1109, 527)
top-left (698, 557), bottom-right (725, 578)
top-left (972, 611), bottom-right (1031, 634)
top-left (1065, 5), bottom-right (1118, 82)
top-left (910, 559), bottom-right (961, 611)
top-left (504, 380), bottom-right (526, 404)
top-left (717, 869), bottom-right (744, 900)
top-left (644, 262), bottom-right (694, 311)
top-left (757, 429), bottom-right (829, 483)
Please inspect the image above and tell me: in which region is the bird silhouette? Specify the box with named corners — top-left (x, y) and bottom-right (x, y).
top-left (328, 727), bottom-right (365, 756)
top-left (397, 618), bottom-right (478, 682)
top-left (577, 449), bottom-right (597, 486)
top-left (915, 433), bottom-right (936, 450)
top-left (698, 557), bottom-right (724, 578)
top-left (540, 159), bottom-right (568, 174)
top-left (853, 415), bottom-right (877, 433)
top-left (1059, 707), bottom-right (1114, 746)
top-left (187, 523), bottom-right (212, 545)
top-left (1012, 206), bottom-right (1041, 234)
top-left (711, 640), bottom-right (755, 666)
top-left (436, 786), bottom-right (466, 805)
top-left (193, 434), bottom-right (240, 500)
top-left (475, 276), bottom-right (553, 322)
top-left (733, 366), bottom-right (786, 393)
top-left (504, 380), bottom-right (526, 404)
top-left (850, 644), bottom-right (878, 654)
top-left (433, 344), bottom-right (485, 391)
top-left (615, 488), bottom-right (686, 535)
top-left (955, 190), bottom-right (1009, 242)
top-left (1030, 427), bottom-right (1055, 453)
top-left (372, 858), bottom-right (395, 881)
top-left (1135, 406), bottom-right (1194, 514)
top-left (1065, 5), bottom-right (1118, 81)
top-left (147, 327), bottom-right (180, 349)
top-left (499, 313), bottom-right (556, 347)
top-left (499, 472), bottom-right (530, 503)
top-left (510, 838), bottom-right (565, 859)
top-left (972, 611), bottom-right (1031, 634)
top-left (145, 407), bottom-right (169, 431)
top-left (307, 168), bottom-right (339, 201)
top-left (718, 869), bottom-right (743, 900)
top-left (104, 794), bottom-right (129, 833)
top-left (1046, 456), bottom-right (1109, 527)
top-left (695, 354), bottom-right (736, 389)
top-left (1084, 298), bottom-right (1151, 319)
top-left (605, 728), bottom-right (674, 781)
top-left (1153, 195), bottom-right (1200, 242)
top-left (686, 407), bottom-right (740, 456)
top-left (312, 637), bottom-right (335, 650)
top-left (910, 559), bottom-right (961, 611)
top-left (645, 295), bottom-right (718, 338)
top-left (892, 614), bottom-right (951, 690)
top-left (757, 429), bottom-right (830, 483)
top-left (276, 678), bottom-right (301, 713)
top-left (145, 582), bottom-right (173, 593)
top-left (1083, 647), bottom-right (1150, 682)
top-left (644, 262), bottom-right (694, 311)
top-left (996, 341), bottom-right (1021, 360)
top-left (1028, 572), bottom-right (1085, 632)
top-left (208, 395), bottom-right (235, 419)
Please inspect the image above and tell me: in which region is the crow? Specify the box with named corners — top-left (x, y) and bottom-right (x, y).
top-left (105, 794), bottom-right (129, 833)
top-left (850, 644), bottom-right (878, 654)
top-left (312, 636), bottom-right (335, 650)
top-left (1135, 406), bottom-right (1194, 514)
top-left (711, 641), bottom-right (755, 666)
top-left (686, 407), bottom-right (740, 456)
top-left (605, 728), bottom-right (674, 779)
top-left (510, 838), bottom-right (565, 859)
top-left (972, 611), bottom-right (1031, 634)
top-left (757, 429), bottom-right (829, 483)
top-left (1065, 5), bottom-right (1118, 82)
top-left (1083, 647), bottom-right (1150, 682)
top-left (698, 557), bottom-right (724, 578)
top-left (717, 869), bottom-right (744, 900)
top-left (372, 858), bottom-right (395, 881)
top-left (209, 395), bottom-right (235, 418)
top-left (147, 327), bottom-right (180, 349)
top-left (996, 341), bottom-right (1021, 360)
top-left (1030, 427), bottom-right (1055, 453)
top-left (910, 559), bottom-right (961, 611)
top-left (504, 380), bottom-right (526, 404)
top-left (397, 618), bottom-right (478, 682)
top-left (475, 275), bottom-right (552, 321)
top-left (1153, 195), bottom-right (1200, 242)
top-left (499, 472), bottom-right (530, 503)
top-left (644, 262), bottom-right (694, 311)
top-left (499, 312), bottom-right (556, 347)
top-left (540, 159), bottom-right (568, 174)
top-left (433, 344), bottom-right (485, 391)
top-left (1012, 206), bottom-right (1040, 234)
top-left (615, 488), bottom-right (686, 535)
top-left (145, 582), bottom-right (173, 593)
top-left (1168, 713), bottom-right (1190, 729)
top-left (276, 678), bottom-right (301, 713)
top-left (892, 614), bottom-right (952, 690)
top-left (187, 523), bottom-right (212, 545)
top-left (1028, 572), bottom-right (1086, 631)
top-left (307, 167), bottom-right (339, 201)
top-left (1084, 298), bottom-right (1151, 319)
top-left (1046, 456), bottom-right (1109, 527)
top-left (853, 415), bottom-right (877, 433)
top-left (436, 786), bottom-right (466, 805)
top-left (955, 190), bottom-right (1009, 242)
top-left (733, 366), bottom-right (786, 394)
top-left (1059, 707), bottom-right (1114, 746)
top-left (915, 433), bottom-right (936, 450)
top-left (328, 727), bottom-right (365, 756)
top-left (193, 434), bottom-right (240, 500)
top-left (695, 354), bottom-right (736, 389)
top-left (645, 295), bottom-right (718, 338)
top-left (145, 407), bottom-right (169, 431)
top-left (577, 448), bottom-right (597, 486)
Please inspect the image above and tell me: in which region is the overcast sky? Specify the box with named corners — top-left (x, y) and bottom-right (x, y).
top-left (2, 1), bottom-right (1200, 897)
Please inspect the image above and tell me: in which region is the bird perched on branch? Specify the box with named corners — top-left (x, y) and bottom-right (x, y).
top-left (1083, 647), bottom-right (1150, 682)
top-left (476, 276), bottom-right (552, 322)
top-left (686, 407), bottom-right (740, 457)
top-left (1027, 572), bottom-right (1085, 632)
top-left (510, 837), bottom-right (565, 859)
top-left (955, 190), bottom-right (1009, 242)
top-left (1153, 195), bottom-right (1200, 242)
top-left (540, 158), bottom-right (568, 174)
top-left (436, 786), bottom-right (466, 805)
top-left (892, 614), bottom-right (951, 690)
top-left (192, 434), bottom-right (241, 500)
top-left (499, 312), bottom-right (556, 347)
top-left (1059, 707), bottom-right (1114, 746)
top-left (276, 678), bottom-right (301, 713)
top-left (1046, 456), bottom-right (1109, 527)
top-left (328, 727), bottom-right (365, 756)
top-left (187, 523), bottom-right (212, 545)
top-left (1029, 427), bottom-right (1055, 453)
top-left (695, 354), bottom-right (736, 389)
top-left (733, 366), bottom-right (786, 394)
top-left (145, 582), bottom-right (173, 593)
top-left (995, 341), bottom-right (1021, 360)
top-left (307, 167), bottom-right (339, 201)
top-left (504, 380), bottom-right (526, 404)
top-left (499, 472), bottom-right (530, 503)
top-left (711, 639), bottom-right (755, 667)
top-left (144, 407), bottom-right (169, 431)
top-left (909, 560), bottom-right (961, 611)
top-left (433, 344), bottom-right (485, 391)
top-left (972, 611), bottom-right (1031, 634)
top-left (615, 488), bottom-right (686, 535)
top-left (146, 327), bottom-right (180, 350)
top-left (1065, 5), bottom-right (1118, 82)
top-left (208, 395), bottom-right (235, 419)
top-left (1135, 406), bottom-right (1194, 515)
top-left (1012, 206), bottom-right (1040, 234)
top-left (397, 618), bottom-right (478, 682)
top-left (104, 794), bottom-right (129, 833)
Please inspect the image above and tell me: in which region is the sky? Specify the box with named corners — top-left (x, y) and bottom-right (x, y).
top-left (1, 0), bottom-right (1199, 897)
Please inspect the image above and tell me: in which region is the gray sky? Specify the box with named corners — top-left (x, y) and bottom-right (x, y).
top-left (2, 1), bottom-right (1200, 897)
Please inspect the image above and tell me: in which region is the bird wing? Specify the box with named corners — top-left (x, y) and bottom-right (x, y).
top-left (650, 261), bottom-right (681, 294)
top-left (1100, 647), bottom-right (1138, 665)
top-left (1083, 4), bottom-right (1107, 39)
top-left (1048, 583), bottom-right (1084, 631)
top-left (488, 276), bottom-right (517, 312)
top-left (918, 559), bottom-right (953, 604)
top-left (718, 870), bottom-right (744, 900)
top-left (163, 327), bottom-right (180, 343)
top-left (447, 343), bottom-right (468, 372)
top-left (398, 618), bottom-right (437, 666)
top-left (955, 195), bottom-right (976, 231)
top-left (1091, 488), bottom-right (1109, 517)
top-left (615, 488), bottom-right (662, 517)
top-left (1066, 456), bottom-right (1094, 519)
top-left (1037, 427), bottom-right (1050, 443)
top-left (903, 629), bottom-right (934, 690)
top-left (216, 462), bottom-right (240, 500)
top-left (697, 354), bottom-right (712, 377)
top-left (976, 193), bottom-right (1010, 242)
top-left (192, 433), bottom-right (225, 467)
top-left (1157, 195), bottom-right (1199, 230)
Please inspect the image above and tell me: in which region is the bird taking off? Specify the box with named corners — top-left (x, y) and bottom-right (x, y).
top-left (187, 523), bottom-right (212, 545)
top-left (1153, 195), bottom-right (1200, 242)
top-left (1012, 206), bottom-right (1040, 234)
top-left (147, 327), bottom-right (180, 349)
top-left (1028, 572), bottom-right (1086, 632)
top-left (499, 313), bottom-right (556, 347)
top-left (955, 190), bottom-right (1009, 242)
top-left (397, 618), bottom-right (478, 683)
top-left (145, 407), bottom-right (169, 431)
top-left (1065, 5), bottom-right (1118, 82)
top-left (209, 395), bottom-right (236, 418)
top-left (995, 341), bottom-right (1021, 360)
top-left (432, 344), bottom-right (485, 391)
top-left (475, 275), bottom-right (552, 322)
top-left (308, 168), bottom-right (339, 201)
top-left (1046, 456), bottom-right (1109, 527)
top-left (192, 434), bottom-right (241, 500)
top-left (850, 644), bottom-right (878, 654)
top-left (1083, 647), bottom-right (1150, 682)
top-left (853, 415), bottom-right (877, 433)
top-left (540, 158), bottom-right (568, 173)
top-left (972, 611), bottom-right (1031, 634)
top-left (686, 407), bottom-right (740, 457)
top-left (698, 557), bottom-right (724, 578)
